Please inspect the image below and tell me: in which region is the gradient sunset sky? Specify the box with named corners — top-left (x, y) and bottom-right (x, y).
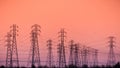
top-left (0, 0), bottom-right (120, 66)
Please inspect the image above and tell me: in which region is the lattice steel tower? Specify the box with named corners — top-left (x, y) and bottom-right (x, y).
top-left (107, 36), bottom-right (116, 66)
top-left (69, 40), bottom-right (74, 66)
top-left (46, 39), bottom-right (54, 68)
top-left (81, 46), bottom-right (89, 66)
top-left (92, 49), bottom-right (98, 66)
top-left (74, 43), bottom-right (79, 67)
top-left (57, 29), bottom-right (66, 68)
top-left (6, 32), bottom-right (12, 67)
top-left (29, 24), bottom-right (41, 67)
top-left (6, 24), bottom-right (19, 67)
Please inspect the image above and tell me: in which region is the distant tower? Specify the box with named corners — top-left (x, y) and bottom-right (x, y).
top-left (94, 49), bottom-right (98, 66)
top-left (57, 29), bottom-right (66, 68)
top-left (74, 43), bottom-right (79, 67)
top-left (69, 40), bottom-right (74, 66)
top-left (107, 36), bottom-right (116, 66)
top-left (46, 39), bottom-right (54, 68)
top-left (6, 32), bottom-right (12, 67)
top-left (6, 24), bottom-right (19, 67)
top-left (81, 46), bottom-right (89, 66)
top-left (29, 24), bottom-right (41, 67)
top-left (93, 49), bottom-right (98, 66)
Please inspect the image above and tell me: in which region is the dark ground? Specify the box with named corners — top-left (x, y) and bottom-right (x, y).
top-left (0, 62), bottom-right (120, 68)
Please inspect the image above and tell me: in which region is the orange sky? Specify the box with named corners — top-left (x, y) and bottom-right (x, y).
top-left (0, 0), bottom-right (120, 66)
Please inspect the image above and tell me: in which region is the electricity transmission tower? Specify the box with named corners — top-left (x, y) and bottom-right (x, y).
top-left (92, 49), bottom-right (98, 66)
top-left (69, 40), bottom-right (80, 67)
top-left (69, 40), bottom-right (74, 66)
top-left (107, 36), bottom-right (116, 66)
top-left (6, 32), bottom-right (12, 67)
top-left (74, 43), bottom-right (79, 67)
top-left (46, 39), bottom-right (54, 68)
top-left (6, 24), bottom-right (19, 67)
top-left (81, 46), bottom-right (89, 66)
top-left (94, 49), bottom-right (98, 66)
top-left (57, 29), bottom-right (66, 68)
top-left (28, 24), bottom-right (41, 67)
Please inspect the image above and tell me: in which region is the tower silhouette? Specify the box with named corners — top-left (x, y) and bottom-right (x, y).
top-left (6, 24), bottom-right (19, 67)
top-left (92, 49), bottom-right (98, 66)
top-left (28, 24), bottom-right (41, 67)
top-left (6, 32), bottom-right (12, 67)
top-left (94, 49), bottom-right (98, 66)
top-left (46, 39), bottom-right (54, 68)
top-left (81, 46), bottom-right (89, 66)
top-left (74, 43), bottom-right (79, 67)
top-left (69, 40), bottom-right (74, 66)
top-left (69, 40), bottom-right (80, 67)
top-left (57, 29), bottom-right (66, 68)
top-left (107, 36), bottom-right (116, 66)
